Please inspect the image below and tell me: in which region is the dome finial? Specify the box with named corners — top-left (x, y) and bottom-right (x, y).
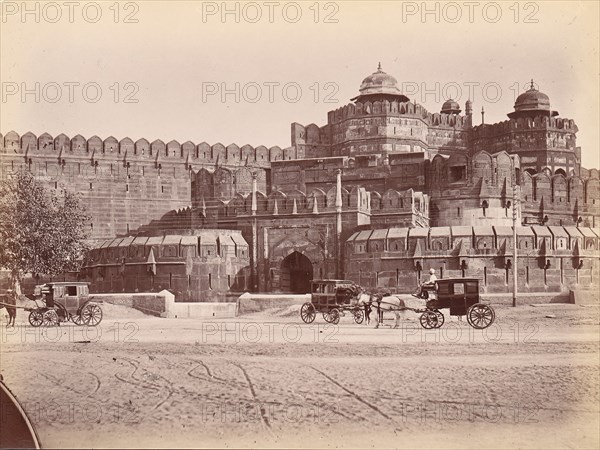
top-left (353, 64), bottom-right (408, 102)
top-left (530, 79), bottom-right (535, 90)
top-left (441, 98), bottom-right (461, 114)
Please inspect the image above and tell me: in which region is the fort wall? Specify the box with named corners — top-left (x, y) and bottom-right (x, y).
top-left (0, 131), bottom-right (284, 239)
top-left (345, 225), bottom-right (600, 294)
top-left (81, 230), bottom-right (249, 302)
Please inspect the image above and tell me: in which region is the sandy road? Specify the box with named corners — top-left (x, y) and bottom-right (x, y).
top-left (1, 303), bottom-right (598, 448)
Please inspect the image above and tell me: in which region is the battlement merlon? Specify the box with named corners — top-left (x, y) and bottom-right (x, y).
top-left (471, 116), bottom-right (578, 136)
top-left (0, 131), bottom-right (290, 166)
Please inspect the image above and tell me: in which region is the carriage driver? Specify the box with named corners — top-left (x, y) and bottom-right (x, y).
top-left (427, 268), bottom-right (438, 285)
top-left (413, 268), bottom-right (438, 299)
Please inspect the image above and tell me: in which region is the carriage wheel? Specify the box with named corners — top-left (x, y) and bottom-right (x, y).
top-left (466, 304), bottom-right (495, 329)
top-left (71, 313), bottom-right (87, 326)
top-left (42, 310), bottom-right (59, 327)
top-left (329, 308), bottom-right (340, 325)
top-left (323, 309), bottom-right (339, 324)
top-left (353, 308), bottom-right (364, 324)
top-left (300, 302), bottom-right (316, 324)
top-left (28, 310), bottom-right (44, 327)
top-left (432, 310), bottom-right (444, 328)
top-left (82, 304), bottom-right (103, 326)
top-left (419, 311), bottom-right (440, 329)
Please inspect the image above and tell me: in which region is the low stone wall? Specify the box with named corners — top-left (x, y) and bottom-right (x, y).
top-left (236, 293), bottom-right (310, 315)
top-left (90, 294), bottom-right (133, 307)
top-left (90, 291), bottom-right (237, 318)
top-left (480, 292), bottom-right (571, 306)
top-left (90, 291), bottom-right (172, 317)
top-left (167, 302), bottom-right (237, 319)
top-left (569, 289), bottom-right (600, 305)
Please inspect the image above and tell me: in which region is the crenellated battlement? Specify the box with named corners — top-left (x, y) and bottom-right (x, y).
top-left (520, 168), bottom-right (600, 223)
top-left (327, 100), bottom-right (429, 123)
top-left (471, 115), bottom-right (579, 137)
top-left (429, 150), bottom-right (599, 193)
top-left (144, 183), bottom-right (427, 231)
top-left (325, 100), bottom-right (471, 129)
top-left (0, 130), bottom-right (287, 167)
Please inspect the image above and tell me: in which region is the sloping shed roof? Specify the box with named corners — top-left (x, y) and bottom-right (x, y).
top-left (494, 226), bottom-right (513, 236)
top-left (180, 236), bottom-right (197, 246)
top-left (99, 239), bottom-right (114, 249)
top-left (387, 228), bottom-right (408, 239)
top-left (531, 226), bottom-right (552, 237)
top-left (473, 226), bottom-right (494, 236)
top-left (354, 230), bottom-right (373, 242)
top-left (564, 227), bottom-right (583, 239)
top-left (516, 226), bottom-right (535, 236)
top-left (579, 228), bottom-right (598, 238)
top-left (409, 228), bottom-right (429, 237)
top-left (230, 233), bottom-right (248, 246)
top-left (218, 234), bottom-right (236, 246)
top-left (162, 235), bottom-right (182, 245)
top-left (430, 227), bottom-right (451, 237)
top-left (451, 226), bottom-right (472, 237)
top-left (548, 226), bottom-right (568, 238)
top-left (347, 231), bottom-right (360, 242)
top-left (200, 233), bottom-right (217, 244)
top-left (107, 238), bottom-right (124, 248)
top-left (118, 236), bottom-right (135, 247)
top-left (370, 229), bottom-right (389, 239)
top-left (146, 236), bottom-right (164, 246)
top-left (131, 236), bottom-right (148, 246)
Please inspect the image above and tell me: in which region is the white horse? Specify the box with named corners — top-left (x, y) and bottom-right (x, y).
top-left (351, 291), bottom-right (407, 329)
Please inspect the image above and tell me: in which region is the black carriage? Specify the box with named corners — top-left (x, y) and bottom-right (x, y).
top-left (416, 278), bottom-right (495, 330)
top-left (26, 282), bottom-right (103, 327)
top-left (300, 279), bottom-right (363, 325)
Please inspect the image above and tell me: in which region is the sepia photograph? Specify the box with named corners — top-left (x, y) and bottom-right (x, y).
top-left (1, 1), bottom-right (599, 448)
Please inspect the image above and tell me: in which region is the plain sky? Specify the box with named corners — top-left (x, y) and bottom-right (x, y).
top-left (1, 1), bottom-right (599, 168)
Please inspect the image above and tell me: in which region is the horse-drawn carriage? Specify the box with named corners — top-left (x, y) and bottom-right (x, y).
top-left (300, 279), bottom-right (364, 325)
top-left (414, 278), bottom-right (495, 330)
top-left (298, 277), bottom-right (495, 330)
top-left (25, 282), bottom-right (103, 327)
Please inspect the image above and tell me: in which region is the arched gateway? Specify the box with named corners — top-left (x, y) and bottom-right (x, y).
top-left (280, 251), bottom-right (313, 293)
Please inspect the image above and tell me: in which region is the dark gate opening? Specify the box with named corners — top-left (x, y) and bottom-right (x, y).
top-left (280, 251), bottom-right (313, 294)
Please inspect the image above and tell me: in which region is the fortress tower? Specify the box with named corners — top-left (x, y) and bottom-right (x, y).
top-left (470, 80), bottom-right (580, 176)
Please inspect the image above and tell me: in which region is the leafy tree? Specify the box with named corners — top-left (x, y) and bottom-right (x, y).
top-left (0, 168), bottom-right (90, 294)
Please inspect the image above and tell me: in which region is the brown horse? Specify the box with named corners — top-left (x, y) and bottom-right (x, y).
top-left (2, 290), bottom-right (17, 327)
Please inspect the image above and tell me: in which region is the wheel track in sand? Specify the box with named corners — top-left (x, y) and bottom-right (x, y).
top-left (307, 365), bottom-right (395, 423)
top-left (189, 359), bottom-right (355, 423)
top-left (186, 359), bottom-right (246, 388)
top-left (229, 361), bottom-right (275, 437)
top-left (114, 357), bottom-right (174, 411)
top-left (34, 358), bottom-right (101, 398)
